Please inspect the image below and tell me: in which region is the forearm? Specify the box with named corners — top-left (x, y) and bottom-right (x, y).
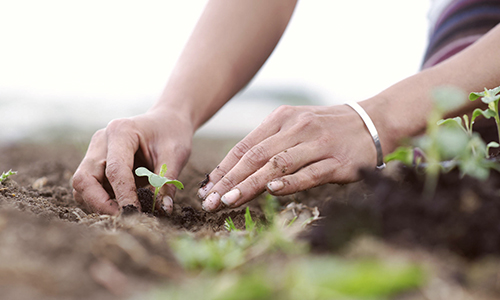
top-left (365, 23), bottom-right (500, 155)
top-left (150, 0), bottom-right (297, 130)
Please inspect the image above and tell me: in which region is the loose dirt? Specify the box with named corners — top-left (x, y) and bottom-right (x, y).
top-left (2, 138), bottom-right (500, 299)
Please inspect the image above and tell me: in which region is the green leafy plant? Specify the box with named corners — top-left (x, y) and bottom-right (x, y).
top-left (0, 170), bottom-right (17, 183)
top-left (135, 164), bottom-right (184, 214)
top-left (385, 86), bottom-right (500, 194)
top-left (224, 207), bottom-right (257, 233)
top-left (469, 86), bottom-right (500, 143)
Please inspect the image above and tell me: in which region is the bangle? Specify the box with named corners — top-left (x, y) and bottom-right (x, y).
top-left (345, 101), bottom-right (386, 170)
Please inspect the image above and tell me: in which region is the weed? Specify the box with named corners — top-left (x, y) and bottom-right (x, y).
top-left (0, 170), bottom-right (17, 183)
top-left (135, 164), bottom-right (183, 214)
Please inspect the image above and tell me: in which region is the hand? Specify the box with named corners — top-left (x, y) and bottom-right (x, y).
top-left (198, 104), bottom-right (381, 211)
top-left (72, 109), bottom-right (193, 215)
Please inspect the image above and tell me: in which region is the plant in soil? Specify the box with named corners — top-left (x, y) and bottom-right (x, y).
top-left (0, 169), bottom-right (17, 183)
top-left (160, 196), bottom-right (425, 299)
top-left (386, 85), bottom-right (500, 187)
top-left (135, 163), bottom-right (184, 214)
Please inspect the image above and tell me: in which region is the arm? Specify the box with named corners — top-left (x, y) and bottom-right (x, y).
top-left (152, 0), bottom-right (298, 130)
top-left (199, 23), bottom-right (500, 211)
top-left (72, 0), bottom-right (298, 215)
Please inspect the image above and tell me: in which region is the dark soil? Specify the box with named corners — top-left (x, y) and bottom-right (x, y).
top-left (0, 139), bottom-right (262, 299)
top-left (3, 137), bottom-right (500, 299)
top-left (308, 165), bottom-right (500, 260)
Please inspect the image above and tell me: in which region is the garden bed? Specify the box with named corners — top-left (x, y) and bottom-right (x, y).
top-left (1, 138), bottom-right (500, 299)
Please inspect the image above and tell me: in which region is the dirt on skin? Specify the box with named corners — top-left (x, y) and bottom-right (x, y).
top-left (2, 138), bottom-right (500, 299)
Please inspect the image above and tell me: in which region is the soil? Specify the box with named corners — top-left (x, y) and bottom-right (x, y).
top-left (2, 137), bottom-right (500, 299)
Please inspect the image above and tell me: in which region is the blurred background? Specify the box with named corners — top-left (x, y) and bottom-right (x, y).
top-left (0, 0), bottom-right (430, 144)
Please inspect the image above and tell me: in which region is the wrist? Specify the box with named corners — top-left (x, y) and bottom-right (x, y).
top-left (358, 97), bottom-right (409, 159)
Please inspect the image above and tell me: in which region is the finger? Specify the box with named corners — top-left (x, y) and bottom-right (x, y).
top-left (72, 130), bottom-right (120, 215)
top-left (219, 142), bottom-right (326, 208)
top-left (197, 106), bottom-right (291, 200)
top-left (201, 132), bottom-right (298, 211)
top-left (266, 157), bottom-right (351, 196)
top-left (73, 173), bottom-right (120, 215)
top-left (105, 119), bottom-right (141, 211)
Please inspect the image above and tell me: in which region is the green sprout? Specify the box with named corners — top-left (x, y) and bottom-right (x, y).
top-left (0, 170), bottom-right (17, 183)
top-left (224, 207), bottom-right (257, 232)
top-left (135, 164), bottom-right (184, 214)
top-left (386, 85), bottom-right (500, 189)
top-left (469, 86), bottom-right (500, 144)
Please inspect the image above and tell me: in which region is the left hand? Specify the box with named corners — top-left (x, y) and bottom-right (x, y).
top-left (198, 104), bottom-right (381, 211)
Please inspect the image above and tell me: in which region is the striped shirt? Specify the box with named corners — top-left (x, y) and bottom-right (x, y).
top-left (422, 0), bottom-right (500, 68)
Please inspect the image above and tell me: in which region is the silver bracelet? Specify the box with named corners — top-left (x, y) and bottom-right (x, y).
top-left (345, 101), bottom-right (386, 170)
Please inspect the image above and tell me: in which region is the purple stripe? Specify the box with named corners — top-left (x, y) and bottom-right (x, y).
top-left (434, 0), bottom-right (484, 29)
top-left (430, 6), bottom-right (500, 46)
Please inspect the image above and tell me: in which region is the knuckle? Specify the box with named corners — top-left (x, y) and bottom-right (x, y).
top-left (92, 128), bottom-right (107, 140)
top-left (271, 151), bottom-right (294, 174)
top-left (274, 105), bottom-right (295, 116)
top-left (244, 144), bottom-right (268, 168)
top-left (105, 160), bottom-right (122, 182)
top-left (218, 175), bottom-right (237, 191)
top-left (106, 118), bottom-right (135, 134)
top-left (265, 105), bottom-right (295, 122)
top-left (307, 165), bottom-right (323, 184)
top-left (297, 112), bottom-right (317, 127)
top-left (315, 135), bottom-right (332, 147)
top-left (246, 175), bottom-right (262, 192)
top-left (232, 141), bottom-right (251, 160)
top-left (71, 171), bottom-right (87, 191)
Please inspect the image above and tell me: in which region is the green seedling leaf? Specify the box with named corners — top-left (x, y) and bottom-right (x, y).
top-left (384, 146), bottom-right (414, 166)
top-left (486, 141), bottom-right (500, 158)
top-left (135, 166), bottom-right (184, 189)
top-left (224, 217), bottom-right (237, 232)
top-left (159, 163), bottom-right (168, 177)
top-left (244, 207), bottom-right (256, 232)
top-left (437, 116), bottom-right (465, 133)
top-left (470, 87), bottom-right (500, 103)
top-left (135, 164), bottom-right (184, 214)
top-left (472, 108), bottom-right (496, 121)
top-left (0, 170), bottom-right (17, 183)
top-left (432, 86), bottom-right (466, 113)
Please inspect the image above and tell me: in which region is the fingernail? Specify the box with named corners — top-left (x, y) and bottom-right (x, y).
top-left (221, 188), bottom-right (241, 207)
top-left (267, 180), bottom-right (284, 193)
top-left (202, 192), bottom-right (220, 212)
top-left (161, 196), bottom-right (173, 215)
top-left (198, 181), bottom-right (214, 199)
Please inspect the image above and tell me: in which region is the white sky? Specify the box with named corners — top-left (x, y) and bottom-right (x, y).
top-left (0, 0), bottom-right (431, 140)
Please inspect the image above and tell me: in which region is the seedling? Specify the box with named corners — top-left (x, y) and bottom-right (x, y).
top-left (224, 207), bottom-right (257, 232)
top-left (0, 170), bottom-right (17, 183)
top-left (135, 164), bottom-right (184, 214)
top-left (469, 86), bottom-right (500, 143)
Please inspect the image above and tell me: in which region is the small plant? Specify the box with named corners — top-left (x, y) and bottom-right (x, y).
top-left (224, 207), bottom-right (258, 233)
top-left (469, 86), bottom-right (500, 143)
top-left (385, 85), bottom-right (500, 194)
top-left (0, 170), bottom-right (17, 183)
top-left (135, 164), bottom-right (184, 214)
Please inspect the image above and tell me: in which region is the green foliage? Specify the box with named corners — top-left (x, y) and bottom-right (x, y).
top-left (385, 85), bottom-right (500, 188)
top-left (0, 170), bottom-right (17, 183)
top-left (150, 257), bottom-right (425, 300)
top-left (469, 86), bottom-right (500, 147)
top-left (224, 207), bottom-right (257, 233)
top-left (135, 164), bottom-right (184, 190)
top-left (224, 217), bottom-right (237, 232)
top-left (135, 164), bottom-right (184, 213)
top-left (384, 147), bottom-right (414, 166)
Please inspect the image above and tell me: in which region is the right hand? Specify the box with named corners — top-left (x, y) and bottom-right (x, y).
top-left (72, 109), bottom-right (194, 215)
